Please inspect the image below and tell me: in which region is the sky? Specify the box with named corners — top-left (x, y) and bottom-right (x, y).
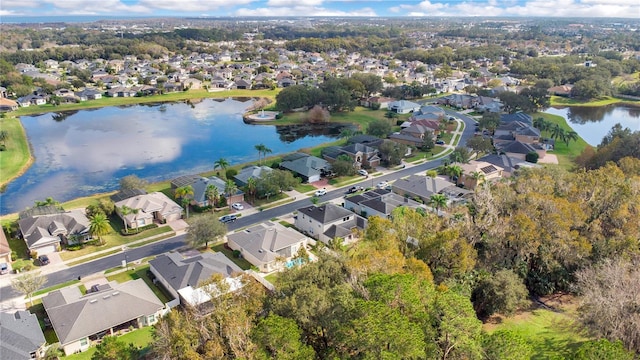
top-left (1, 0), bottom-right (639, 19)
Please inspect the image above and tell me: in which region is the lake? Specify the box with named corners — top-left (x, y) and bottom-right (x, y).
top-left (0, 98), bottom-right (350, 215)
top-left (544, 104), bottom-right (640, 146)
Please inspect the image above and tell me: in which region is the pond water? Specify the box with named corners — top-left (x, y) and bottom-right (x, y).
top-left (544, 104), bottom-right (640, 146)
top-left (0, 98), bottom-right (350, 215)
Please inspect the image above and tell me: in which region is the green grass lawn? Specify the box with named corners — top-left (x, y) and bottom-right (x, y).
top-left (485, 308), bottom-right (589, 360)
top-left (550, 95), bottom-right (640, 107)
top-left (63, 326), bottom-right (155, 360)
top-left (533, 112), bottom-right (591, 169)
top-left (211, 243), bottom-right (253, 270)
top-left (264, 272), bottom-right (279, 285)
top-left (0, 116), bottom-right (32, 189)
top-left (294, 183), bottom-right (316, 193)
top-left (32, 279), bottom-right (81, 297)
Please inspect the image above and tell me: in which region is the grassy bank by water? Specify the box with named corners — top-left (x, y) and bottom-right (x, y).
top-left (550, 95), bottom-right (640, 108)
top-left (533, 112), bottom-right (590, 169)
top-left (0, 116), bottom-right (33, 189)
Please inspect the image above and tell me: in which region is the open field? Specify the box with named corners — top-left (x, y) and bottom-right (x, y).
top-left (484, 296), bottom-right (590, 360)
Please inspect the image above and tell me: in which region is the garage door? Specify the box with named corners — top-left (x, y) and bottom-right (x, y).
top-left (35, 244), bottom-right (57, 255)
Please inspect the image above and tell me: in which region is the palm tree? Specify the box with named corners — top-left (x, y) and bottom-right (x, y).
top-left (205, 184), bottom-right (219, 212)
top-left (262, 146), bottom-right (273, 164)
top-left (470, 171), bottom-right (485, 188)
top-left (89, 213), bottom-right (111, 245)
top-left (118, 205), bottom-right (138, 233)
top-left (214, 158), bottom-right (230, 176)
top-left (448, 165), bottom-right (463, 180)
top-left (550, 124), bottom-right (566, 144)
top-left (245, 177), bottom-right (257, 202)
top-left (175, 185), bottom-right (194, 218)
top-left (254, 144), bottom-right (268, 164)
top-left (564, 130), bottom-right (579, 145)
top-left (429, 194), bottom-right (448, 214)
top-left (533, 117), bottom-right (550, 132)
top-left (224, 179), bottom-right (238, 208)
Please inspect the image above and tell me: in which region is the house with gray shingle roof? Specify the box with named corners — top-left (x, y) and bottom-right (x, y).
top-left (234, 165), bottom-right (272, 187)
top-left (391, 175), bottom-right (467, 204)
top-left (227, 221), bottom-right (312, 272)
top-left (294, 204), bottom-right (366, 244)
top-left (0, 311), bottom-right (46, 360)
top-left (43, 279), bottom-right (164, 356)
top-left (149, 252), bottom-right (242, 306)
top-left (388, 100), bottom-right (421, 114)
top-left (113, 192), bottom-right (183, 229)
top-left (18, 209), bottom-right (91, 254)
top-left (279, 153), bottom-right (330, 183)
top-left (344, 189), bottom-right (424, 219)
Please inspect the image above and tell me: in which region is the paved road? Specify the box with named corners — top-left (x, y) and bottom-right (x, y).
top-left (0, 110), bottom-right (477, 301)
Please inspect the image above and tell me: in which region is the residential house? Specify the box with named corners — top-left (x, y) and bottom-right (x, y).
top-left (321, 142), bottom-right (381, 169)
top-left (478, 153), bottom-right (540, 177)
top-left (0, 229), bottom-right (11, 271)
top-left (495, 140), bottom-right (547, 161)
top-left (294, 203), bottom-right (367, 244)
top-left (548, 84), bottom-right (573, 97)
top-left (389, 122), bottom-right (436, 148)
top-left (16, 94), bottom-right (46, 107)
top-left (344, 189), bottom-right (423, 219)
top-left (361, 96), bottom-right (395, 109)
top-left (0, 86), bottom-right (8, 98)
top-left (279, 153), bottom-right (330, 183)
top-left (113, 192), bottom-right (183, 229)
top-left (0, 98), bottom-right (18, 112)
top-left (18, 209), bottom-right (91, 254)
top-left (53, 88), bottom-right (79, 103)
top-left (457, 160), bottom-right (504, 189)
top-left (0, 311), bottom-right (46, 359)
top-left (182, 78), bottom-right (203, 90)
top-left (227, 221), bottom-right (313, 272)
top-left (388, 100), bottom-right (421, 114)
top-left (190, 176), bottom-right (244, 207)
top-left (418, 105), bottom-right (445, 118)
top-left (234, 165), bottom-right (272, 187)
top-left (105, 86), bottom-right (137, 97)
top-left (493, 121), bottom-right (541, 145)
top-left (391, 175), bottom-right (471, 204)
top-left (149, 252), bottom-right (242, 306)
top-left (234, 79), bottom-right (252, 90)
top-left (500, 112), bottom-right (533, 126)
top-left (43, 279), bottom-right (164, 356)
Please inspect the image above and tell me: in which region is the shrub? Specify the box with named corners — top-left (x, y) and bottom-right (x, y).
top-left (30, 251), bottom-right (38, 260)
top-left (226, 168), bottom-right (238, 179)
top-left (275, 112), bottom-right (283, 119)
top-left (66, 244), bottom-right (83, 251)
top-left (10, 251), bottom-right (17, 261)
top-left (121, 223), bottom-right (158, 235)
top-left (525, 151), bottom-right (539, 163)
top-left (232, 250), bottom-right (241, 258)
top-left (370, 102), bottom-right (381, 110)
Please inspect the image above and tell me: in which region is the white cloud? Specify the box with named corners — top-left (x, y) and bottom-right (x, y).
top-left (267, 0), bottom-right (325, 6)
top-left (41, 0), bottom-right (151, 14)
top-left (235, 5), bottom-right (377, 16)
top-left (138, 0), bottom-right (256, 12)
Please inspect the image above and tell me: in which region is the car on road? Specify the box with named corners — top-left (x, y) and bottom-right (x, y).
top-left (357, 169), bottom-right (368, 176)
top-left (0, 263), bottom-right (8, 275)
top-left (376, 181), bottom-right (389, 189)
top-left (346, 186), bottom-right (363, 194)
top-left (435, 140), bottom-right (445, 145)
top-left (314, 188), bottom-right (327, 197)
top-left (219, 214), bottom-right (237, 223)
top-left (231, 202), bottom-right (244, 210)
top-left (38, 255), bottom-right (50, 266)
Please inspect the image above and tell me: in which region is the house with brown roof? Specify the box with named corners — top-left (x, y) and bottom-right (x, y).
top-left (43, 279), bottom-right (164, 355)
top-left (227, 221), bottom-right (312, 272)
top-left (457, 160), bottom-right (504, 189)
top-left (113, 192), bottom-right (183, 230)
top-left (0, 98), bottom-right (18, 112)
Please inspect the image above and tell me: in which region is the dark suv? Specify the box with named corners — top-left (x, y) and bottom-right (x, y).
top-left (38, 255), bottom-right (50, 266)
top-left (219, 214), bottom-right (237, 223)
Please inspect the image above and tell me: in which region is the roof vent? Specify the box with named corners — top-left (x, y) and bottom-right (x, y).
top-left (319, 208), bottom-right (324, 211)
top-left (90, 299), bottom-right (98, 304)
top-left (103, 295), bottom-right (110, 299)
top-left (112, 292), bottom-right (120, 296)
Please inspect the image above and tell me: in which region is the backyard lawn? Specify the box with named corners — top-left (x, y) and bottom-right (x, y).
top-left (211, 242), bottom-right (253, 270)
top-left (533, 112), bottom-right (590, 169)
top-left (63, 326), bottom-right (155, 360)
top-left (105, 264), bottom-right (173, 304)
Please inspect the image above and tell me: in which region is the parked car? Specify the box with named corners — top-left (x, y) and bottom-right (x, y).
top-left (231, 202), bottom-right (244, 210)
top-left (38, 255), bottom-right (50, 266)
top-left (314, 188), bottom-right (327, 197)
top-left (346, 186), bottom-right (363, 194)
top-left (376, 181), bottom-right (389, 189)
top-left (435, 140), bottom-right (445, 145)
top-left (357, 169), bottom-right (369, 176)
top-left (0, 263), bottom-right (8, 275)
top-left (219, 214), bottom-right (237, 223)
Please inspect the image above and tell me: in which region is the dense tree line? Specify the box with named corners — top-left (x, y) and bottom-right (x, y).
top-left (576, 125), bottom-right (640, 170)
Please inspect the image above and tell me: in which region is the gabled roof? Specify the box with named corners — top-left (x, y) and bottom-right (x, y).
top-left (234, 165), bottom-right (272, 186)
top-left (0, 311), bottom-right (46, 360)
top-left (297, 203), bottom-right (355, 224)
top-left (280, 153), bottom-right (329, 178)
top-left (43, 279), bottom-right (163, 346)
top-left (0, 228), bottom-right (10, 256)
top-left (18, 210), bottom-right (90, 249)
top-left (500, 112), bottom-right (532, 125)
top-left (227, 222), bottom-right (307, 264)
top-left (149, 252), bottom-right (242, 294)
top-left (114, 192), bottom-right (182, 219)
top-left (392, 175), bottom-right (456, 199)
top-left (496, 140), bottom-right (539, 154)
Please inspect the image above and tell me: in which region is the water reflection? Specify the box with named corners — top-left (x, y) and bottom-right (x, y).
top-left (0, 99), bottom-right (346, 214)
top-left (545, 104), bottom-right (640, 146)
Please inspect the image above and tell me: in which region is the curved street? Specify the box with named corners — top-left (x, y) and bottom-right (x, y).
top-left (0, 108), bottom-right (477, 307)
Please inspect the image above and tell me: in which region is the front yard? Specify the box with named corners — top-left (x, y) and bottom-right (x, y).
top-left (105, 264), bottom-right (173, 304)
top-left (211, 242), bottom-right (253, 270)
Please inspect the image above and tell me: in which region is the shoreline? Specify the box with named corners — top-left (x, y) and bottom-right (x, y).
top-left (0, 116), bottom-right (34, 190)
top-left (549, 95), bottom-right (640, 108)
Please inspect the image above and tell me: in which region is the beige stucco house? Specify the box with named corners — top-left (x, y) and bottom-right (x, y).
top-left (114, 192), bottom-right (183, 229)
